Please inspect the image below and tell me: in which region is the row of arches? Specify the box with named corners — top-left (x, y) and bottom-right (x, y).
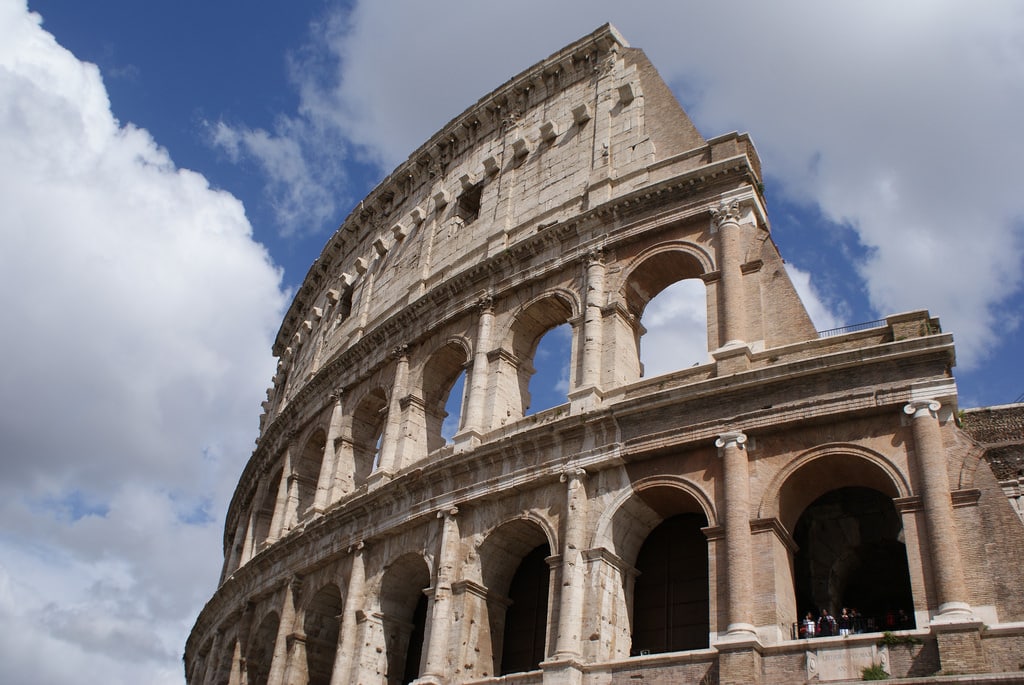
top-left (199, 447), bottom-right (921, 685)
top-left (228, 247), bottom-right (719, 576)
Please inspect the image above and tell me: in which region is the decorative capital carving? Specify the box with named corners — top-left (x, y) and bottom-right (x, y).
top-left (715, 431), bottom-right (748, 451)
top-left (477, 293), bottom-right (495, 313)
top-left (328, 387), bottom-right (344, 403)
top-left (348, 540), bottom-right (364, 554)
top-left (437, 506), bottom-right (459, 519)
top-left (710, 199), bottom-right (742, 228)
top-left (391, 344), bottom-right (409, 360)
top-left (582, 248), bottom-right (604, 266)
top-left (560, 467), bottom-right (587, 484)
top-left (904, 399), bottom-right (941, 419)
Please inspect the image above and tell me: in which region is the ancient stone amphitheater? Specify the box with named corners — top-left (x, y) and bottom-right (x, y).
top-left (185, 25), bottom-right (1024, 685)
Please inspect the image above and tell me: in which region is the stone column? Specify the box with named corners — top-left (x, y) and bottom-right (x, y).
top-left (419, 508), bottom-right (460, 682)
top-left (715, 431), bottom-right (757, 640)
top-left (200, 630), bottom-right (223, 685)
top-left (331, 542), bottom-right (366, 685)
top-left (267, 578), bottom-right (301, 685)
top-left (313, 390), bottom-right (344, 512)
top-left (226, 513), bottom-right (248, 574)
top-left (580, 250), bottom-right (605, 390)
top-left (227, 638), bottom-right (244, 685)
top-left (458, 296), bottom-right (494, 444)
top-left (554, 468), bottom-right (588, 660)
top-left (282, 633), bottom-right (308, 685)
top-left (269, 446), bottom-right (293, 541)
top-left (904, 400), bottom-right (973, 621)
top-left (375, 346), bottom-right (409, 476)
top-left (711, 200), bottom-right (748, 347)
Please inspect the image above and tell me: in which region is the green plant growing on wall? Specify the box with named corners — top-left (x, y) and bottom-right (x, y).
top-left (862, 663), bottom-right (889, 680)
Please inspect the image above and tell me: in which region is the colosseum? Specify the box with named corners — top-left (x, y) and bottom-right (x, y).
top-left (185, 24), bottom-right (1024, 685)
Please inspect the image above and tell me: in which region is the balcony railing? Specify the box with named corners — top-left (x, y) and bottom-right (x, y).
top-left (817, 319), bottom-right (887, 339)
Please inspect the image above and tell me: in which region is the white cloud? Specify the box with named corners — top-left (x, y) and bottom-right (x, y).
top-left (0, 2), bottom-right (286, 683)
top-left (272, 0), bottom-right (1023, 372)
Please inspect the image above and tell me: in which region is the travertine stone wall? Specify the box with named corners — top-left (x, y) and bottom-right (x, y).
top-left (186, 24), bottom-right (1024, 685)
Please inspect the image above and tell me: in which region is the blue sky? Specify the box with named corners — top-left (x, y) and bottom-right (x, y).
top-left (2, 1), bottom-right (1023, 683)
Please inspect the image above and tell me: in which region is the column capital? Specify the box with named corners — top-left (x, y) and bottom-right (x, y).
top-left (391, 344), bottom-right (409, 360)
top-left (904, 398), bottom-right (941, 419)
top-left (328, 387), bottom-right (345, 403)
top-left (436, 506), bottom-right (459, 520)
top-left (582, 247), bottom-right (604, 266)
top-left (710, 199), bottom-right (742, 228)
top-left (715, 431), bottom-right (748, 451)
top-left (348, 540), bottom-right (364, 554)
top-left (476, 293), bottom-right (495, 313)
top-left (560, 467), bottom-right (588, 484)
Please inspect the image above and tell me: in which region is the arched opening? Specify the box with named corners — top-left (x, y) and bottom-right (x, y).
top-left (793, 487), bottom-right (915, 633)
top-left (379, 553), bottom-right (431, 685)
top-left (442, 370), bottom-right (466, 442)
top-left (479, 519), bottom-right (553, 676)
top-left (631, 512), bottom-right (710, 654)
top-left (252, 468), bottom-right (283, 548)
top-left (500, 543), bottom-right (551, 675)
top-left (213, 637), bottom-right (237, 685)
top-left (526, 323), bottom-right (572, 415)
top-left (304, 584), bottom-right (343, 685)
top-left (295, 430), bottom-right (326, 521)
top-left (246, 612), bottom-right (280, 685)
top-left (421, 340), bottom-right (469, 449)
top-left (640, 279), bottom-right (708, 376)
top-left (351, 388), bottom-right (387, 485)
top-left (622, 249), bottom-right (708, 381)
top-left (502, 294), bottom-right (574, 420)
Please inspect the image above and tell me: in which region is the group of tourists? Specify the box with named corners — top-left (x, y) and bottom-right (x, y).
top-left (798, 607), bottom-right (914, 639)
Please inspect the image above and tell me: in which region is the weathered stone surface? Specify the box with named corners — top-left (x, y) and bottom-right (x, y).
top-left (185, 24), bottom-right (1024, 685)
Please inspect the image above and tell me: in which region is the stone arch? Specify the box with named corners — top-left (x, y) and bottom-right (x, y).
top-left (593, 475), bottom-right (717, 563)
top-left (302, 582), bottom-right (343, 685)
top-left (478, 517), bottom-right (556, 677)
top-left (617, 242), bottom-right (714, 319)
top-left (246, 610), bottom-right (280, 685)
top-left (498, 289), bottom-right (581, 419)
top-left (763, 445), bottom-right (916, 635)
top-left (616, 243), bottom-right (714, 382)
top-left (377, 552), bottom-right (431, 685)
top-left (418, 337), bottom-right (472, 452)
top-left (349, 386), bottom-right (389, 484)
top-left (758, 443), bottom-right (911, 534)
top-left (251, 466), bottom-right (284, 550)
top-left (294, 428), bottom-right (326, 523)
top-left (592, 476), bottom-right (714, 657)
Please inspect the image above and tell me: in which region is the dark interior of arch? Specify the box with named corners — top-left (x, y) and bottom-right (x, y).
top-left (351, 388), bottom-right (388, 482)
top-left (247, 613), bottom-right (280, 685)
top-left (793, 487), bottom-right (915, 631)
top-left (380, 554), bottom-right (430, 685)
top-left (253, 468), bottom-right (282, 545)
top-left (500, 543), bottom-right (551, 675)
top-left (296, 430), bottom-right (326, 517)
top-left (631, 512), bottom-right (709, 655)
top-left (304, 585), bottom-right (342, 685)
top-left (400, 594), bottom-right (428, 685)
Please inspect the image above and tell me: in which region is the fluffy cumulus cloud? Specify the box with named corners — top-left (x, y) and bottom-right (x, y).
top-left (0, 2), bottom-right (286, 683)
top-left (258, 0), bottom-right (1023, 373)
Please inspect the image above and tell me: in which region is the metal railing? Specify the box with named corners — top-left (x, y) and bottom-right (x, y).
top-left (817, 319), bottom-right (887, 339)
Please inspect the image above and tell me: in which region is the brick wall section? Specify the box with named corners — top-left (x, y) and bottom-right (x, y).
top-left (961, 405), bottom-right (1024, 480)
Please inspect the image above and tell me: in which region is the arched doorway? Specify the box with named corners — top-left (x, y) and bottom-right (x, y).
top-left (631, 512), bottom-right (710, 654)
top-left (793, 487), bottom-right (915, 632)
top-left (304, 584), bottom-right (342, 685)
top-left (246, 612), bottom-right (279, 685)
top-left (500, 543), bottom-right (551, 674)
top-left (379, 553), bottom-right (430, 685)
top-left (479, 519), bottom-right (554, 676)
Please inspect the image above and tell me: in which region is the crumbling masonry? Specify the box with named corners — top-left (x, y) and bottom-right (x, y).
top-left (186, 25), bottom-right (1024, 685)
